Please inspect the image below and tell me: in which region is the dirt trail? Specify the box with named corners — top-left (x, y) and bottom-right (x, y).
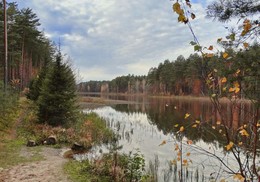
top-left (0, 147), bottom-right (71, 182)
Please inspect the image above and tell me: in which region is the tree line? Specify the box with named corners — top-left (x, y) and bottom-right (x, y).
top-left (78, 43), bottom-right (259, 100)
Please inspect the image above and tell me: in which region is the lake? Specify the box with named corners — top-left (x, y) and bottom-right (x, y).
top-left (82, 94), bottom-right (259, 182)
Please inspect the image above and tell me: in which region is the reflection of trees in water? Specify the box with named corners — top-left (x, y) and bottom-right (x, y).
top-left (111, 98), bottom-right (258, 150)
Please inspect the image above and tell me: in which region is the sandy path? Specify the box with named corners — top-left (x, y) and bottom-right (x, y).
top-left (0, 147), bottom-right (71, 182)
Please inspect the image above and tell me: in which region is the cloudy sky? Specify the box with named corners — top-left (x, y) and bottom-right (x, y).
top-left (15, 0), bottom-right (229, 82)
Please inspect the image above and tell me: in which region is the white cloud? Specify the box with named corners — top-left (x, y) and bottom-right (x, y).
top-left (16, 0), bottom-right (228, 81)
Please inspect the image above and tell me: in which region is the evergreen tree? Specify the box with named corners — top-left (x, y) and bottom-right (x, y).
top-left (37, 53), bottom-right (78, 126)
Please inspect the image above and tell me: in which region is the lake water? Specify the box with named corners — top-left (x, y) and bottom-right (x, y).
top-left (82, 95), bottom-right (259, 182)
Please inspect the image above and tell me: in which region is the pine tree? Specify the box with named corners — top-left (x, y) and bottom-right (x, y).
top-left (37, 53), bottom-right (78, 126)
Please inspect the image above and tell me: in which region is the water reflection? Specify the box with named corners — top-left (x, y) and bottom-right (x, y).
top-left (82, 95), bottom-right (259, 181)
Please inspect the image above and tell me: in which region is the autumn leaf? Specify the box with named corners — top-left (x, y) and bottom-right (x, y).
top-left (220, 179), bottom-right (226, 182)
top-left (243, 42), bottom-right (249, 48)
top-left (241, 19), bottom-right (252, 36)
top-left (183, 159), bottom-right (188, 166)
top-left (216, 121), bottom-right (221, 125)
top-left (184, 113), bottom-right (190, 119)
top-left (221, 77), bottom-right (227, 83)
top-left (186, 152), bottom-right (191, 156)
top-left (179, 126), bottom-right (185, 132)
top-left (238, 142), bottom-right (243, 146)
top-left (229, 87), bottom-right (235, 92)
top-left (212, 126), bottom-right (216, 129)
top-left (177, 151), bottom-right (181, 156)
top-left (208, 45), bottom-right (213, 50)
top-left (235, 87), bottom-right (240, 93)
top-left (174, 124), bottom-right (179, 128)
top-left (226, 141), bottom-right (234, 151)
top-left (159, 140), bottom-right (167, 146)
top-left (195, 120), bottom-right (200, 124)
top-left (173, 2), bottom-right (181, 14)
top-left (192, 124), bottom-right (197, 128)
top-left (239, 129), bottom-right (249, 137)
top-left (223, 52), bottom-right (229, 59)
top-left (233, 174), bottom-right (245, 181)
top-left (257, 123), bottom-right (260, 127)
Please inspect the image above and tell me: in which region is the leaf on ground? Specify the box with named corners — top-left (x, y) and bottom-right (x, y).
top-left (179, 126), bottom-right (185, 132)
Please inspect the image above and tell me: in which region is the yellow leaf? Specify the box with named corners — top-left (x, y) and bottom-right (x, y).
top-left (192, 124), bottom-right (197, 128)
top-left (226, 141), bottom-right (234, 151)
top-left (257, 123), bottom-right (260, 127)
top-left (235, 87), bottom-right (240, 93)
top-left (236, 69), bottom-right (241, 74)
top-left (212, 126), bottom-right (216, 129)
top-left (186, 152), bottom-right (191, 156)
top-left (239, 129), bottom-right (249, 137)
top-left (177, 157), bottom-right (181, 161)
top-left (233, 173), bottom-right (245, 181)
top-left (177, 151), bottom-right (181, 156)
top-left (179, 126), bottom-right (185, 132)
top-left (159, 140), bottom-right (167, 146)
top-left (211, 94), bottom-right (216, 98)
top-left (221, 77), bottom-right (227, 83)
top-left (208, 45), bottom-right (213, 50)
top-left (172, 2), bottom-right (181, 13)
top-left (229, 87), bottom-right (235, 92)
top-left (195, 120), bottom-right (200, 124)
top-left (174, 124), bottom-right (179, 128)
top-left (178, 14), bottom-right (187, 23)
top-left (238, 142), bottom-right (243, 146)
top-left (223, 52), bottom-right (229, 59)
top-left (184, 113), bottom-right (190, 119)
top-left (216, 121), bottom-right (221, 125)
